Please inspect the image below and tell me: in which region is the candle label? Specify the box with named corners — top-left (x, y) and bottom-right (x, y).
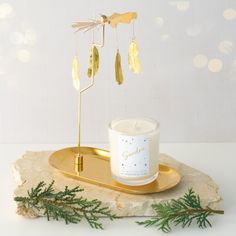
top-left (118, 135), bottom-right (149, 177)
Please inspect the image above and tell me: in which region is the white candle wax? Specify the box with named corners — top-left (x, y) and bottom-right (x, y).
top-left (109, 118), bottom-right (160, 186)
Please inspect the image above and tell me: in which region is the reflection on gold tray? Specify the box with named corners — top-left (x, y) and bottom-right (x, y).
top-left (49, 146), bottom-right (181, 194)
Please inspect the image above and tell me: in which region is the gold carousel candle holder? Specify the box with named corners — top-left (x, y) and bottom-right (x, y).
top-left (49, 12), bottom-right (181, 194)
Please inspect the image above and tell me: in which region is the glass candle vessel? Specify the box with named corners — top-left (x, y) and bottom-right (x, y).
top-left (108, 118), bottom-right (160, 186)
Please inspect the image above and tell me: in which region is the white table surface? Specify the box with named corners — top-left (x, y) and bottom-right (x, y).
top-left (0, 143), bottom-right (235, 236)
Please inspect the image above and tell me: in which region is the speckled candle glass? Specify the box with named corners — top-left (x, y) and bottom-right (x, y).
top-left (108, 118), bottom-right (160, 186)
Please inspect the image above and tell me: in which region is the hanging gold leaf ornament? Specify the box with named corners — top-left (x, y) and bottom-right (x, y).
top-left (115, 49), bottom-right (124, 85)
top-left (128, 39), bottom-right (141, 74)
top-left (72, 54), bottom-right (80, 90)
top-left (87, 45), bottom-right (99, 78)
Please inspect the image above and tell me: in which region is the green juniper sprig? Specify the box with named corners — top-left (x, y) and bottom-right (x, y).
top-left (136, 188), bottom-right (224, 233)
top-left (14, 181), bottom-right (117, 229)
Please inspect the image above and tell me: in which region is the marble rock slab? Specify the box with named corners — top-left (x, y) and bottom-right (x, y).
top-left (12, 151), bottom-right (222, 217)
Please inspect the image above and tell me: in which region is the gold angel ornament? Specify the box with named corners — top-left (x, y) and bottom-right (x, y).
top-left (72, 54), bottom-right (80, 90)
top-left (87, 45), bottom-right (99, 78)
top-left (128, 39), bottom-right (141, 74)
top-left (115, 50), bottom-right (124, 85)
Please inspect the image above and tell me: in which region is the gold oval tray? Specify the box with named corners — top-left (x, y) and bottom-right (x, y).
top-left (49, 146), bottom-right (181, 194)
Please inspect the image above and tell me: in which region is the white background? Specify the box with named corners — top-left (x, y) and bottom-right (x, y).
top-left (0, 0), bottom-right (236, 144)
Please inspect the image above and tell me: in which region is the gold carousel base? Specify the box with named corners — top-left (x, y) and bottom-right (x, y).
top-left (49, 146), bottom-right (181, 194)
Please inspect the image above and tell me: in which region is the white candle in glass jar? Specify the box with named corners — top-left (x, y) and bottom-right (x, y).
top-left (108, 118), bottom-right (160, 186)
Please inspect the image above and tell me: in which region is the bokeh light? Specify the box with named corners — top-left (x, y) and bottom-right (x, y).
top-left (17, 49), bottom-right (31, 63)
top-left (154, 17), bottom-right (164, 28)
top-left (24, 29), bottom-right (37, 45)
top-left (10, 29), bottom-right (37, 46)
top-left (193, 54), bottom-right (208, 68)
top-left (223, 8), bottom-right (236, 21)
top-left (0, 3), bottom-right (13, 19)
top-left (208, 58), bottom-right (223, 73)
top-left (218, 40), bottom-right (233, 54)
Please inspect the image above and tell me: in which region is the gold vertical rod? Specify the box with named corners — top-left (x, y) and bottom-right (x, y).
top-left (76, 23), bottom-right (105, 159)
top-left (75, 89), bottom-right (82, 174)
top-left (77, 90), bottom-right (81, 152)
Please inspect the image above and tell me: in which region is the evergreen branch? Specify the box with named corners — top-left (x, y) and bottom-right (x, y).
top-left (136, 188), bottom-right (224, 233)
top-left (14, 181), bottom-right (117, 229)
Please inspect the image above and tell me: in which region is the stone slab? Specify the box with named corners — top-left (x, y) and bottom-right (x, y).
top-left (12, 151), bottom-right (222, 217)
